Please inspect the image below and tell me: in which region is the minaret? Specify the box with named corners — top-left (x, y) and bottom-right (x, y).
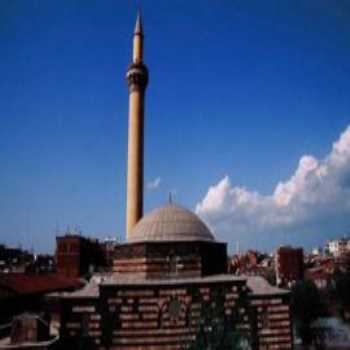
top-left (126, 13), bottom-right (148, 239)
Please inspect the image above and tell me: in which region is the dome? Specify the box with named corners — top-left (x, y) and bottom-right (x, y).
top-left (128, 204), bottom-right (215, 243)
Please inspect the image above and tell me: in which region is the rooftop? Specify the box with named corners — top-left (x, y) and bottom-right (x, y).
top-left (57, 274), bottom-right (288, 299)
top-left (0, 273), bottom-right (82, 296)
top-left (246, 276), bottom-right (289, 296)
top-left (59, 274), bottom-right (246, 299)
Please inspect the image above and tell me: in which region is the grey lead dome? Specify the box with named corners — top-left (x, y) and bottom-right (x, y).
top-left (128, 204), bottom-right (215, 242)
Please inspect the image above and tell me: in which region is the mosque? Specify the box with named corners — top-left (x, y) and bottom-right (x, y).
top-left (57, 14), bottom-right (293, 350)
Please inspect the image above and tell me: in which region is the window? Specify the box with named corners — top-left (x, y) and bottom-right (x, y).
top-left (261, 308), bottom-right (269, 329)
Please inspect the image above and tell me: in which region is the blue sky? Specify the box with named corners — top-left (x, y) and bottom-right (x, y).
top-left (0, 0), bottom-right (349, 253)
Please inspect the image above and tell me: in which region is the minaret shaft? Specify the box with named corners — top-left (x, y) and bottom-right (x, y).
top-left (126, 13), bottom-right (148, 239)
top-left (126, 89), bottom-right (144, 236)
top-left (133, 35), bottom-right (143, 64)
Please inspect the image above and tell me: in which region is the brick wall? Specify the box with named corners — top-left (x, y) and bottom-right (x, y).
top-left (251, 296), bottom-right (292, 350)
top-left (61, 280), bottom-right (251, 350)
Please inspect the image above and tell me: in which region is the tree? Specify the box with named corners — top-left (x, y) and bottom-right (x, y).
top-left (290, 280), bottom-right (328, 347)
top-left (330, 270), bottom-right (350, 319)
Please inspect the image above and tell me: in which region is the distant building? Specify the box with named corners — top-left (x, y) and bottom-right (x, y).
top-left (275, 246), bottom-right (304, 287)
top-left (55, 235), bottom-right (107, 278)
top-left (229, 251), bottom-right (276, 286)
top-left (229, 250), bottom-right (262, 274)
top-left (0, 244), bottom-right (33, 273)
top-left (27, 254), bottom-right (55, 274)
top-left (311, 247), bottom-right (322, 256)
top-left (326, 238), bottom-right (350, 257)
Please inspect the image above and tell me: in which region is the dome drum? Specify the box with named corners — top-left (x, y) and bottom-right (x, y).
top-left (113, 240), bottom-right (227, 279)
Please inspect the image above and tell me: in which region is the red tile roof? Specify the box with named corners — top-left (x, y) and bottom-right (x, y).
top-left (0, 273), bottom-right (83, 296)
top-left (304, 267), bottom-right (329, 280)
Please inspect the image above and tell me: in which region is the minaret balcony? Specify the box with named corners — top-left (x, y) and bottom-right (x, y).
top-left (126, 62), bottom-right (148, 90)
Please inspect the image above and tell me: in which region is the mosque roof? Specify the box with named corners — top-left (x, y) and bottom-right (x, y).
top-left (55, 274), bottom-right (289, 299)
top-left (128, 203), bottom-right (215, 243)
top-left (246, 276), bottom-right (289, 296)
top-left (58, 274), bottom-right (246, 298)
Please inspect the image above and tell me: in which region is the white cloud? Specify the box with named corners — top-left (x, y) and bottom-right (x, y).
top-left (196, 125), bottom-right (350, 250)
top-left (147, 177), bottom-right (161, 191)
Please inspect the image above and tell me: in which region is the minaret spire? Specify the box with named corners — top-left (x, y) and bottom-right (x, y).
top-left (132, 12), bottom-right (143, 64)
top-left (134, 11), bottom-right (143, 35)
top-left (125, 12), bottom-right (149, 240)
